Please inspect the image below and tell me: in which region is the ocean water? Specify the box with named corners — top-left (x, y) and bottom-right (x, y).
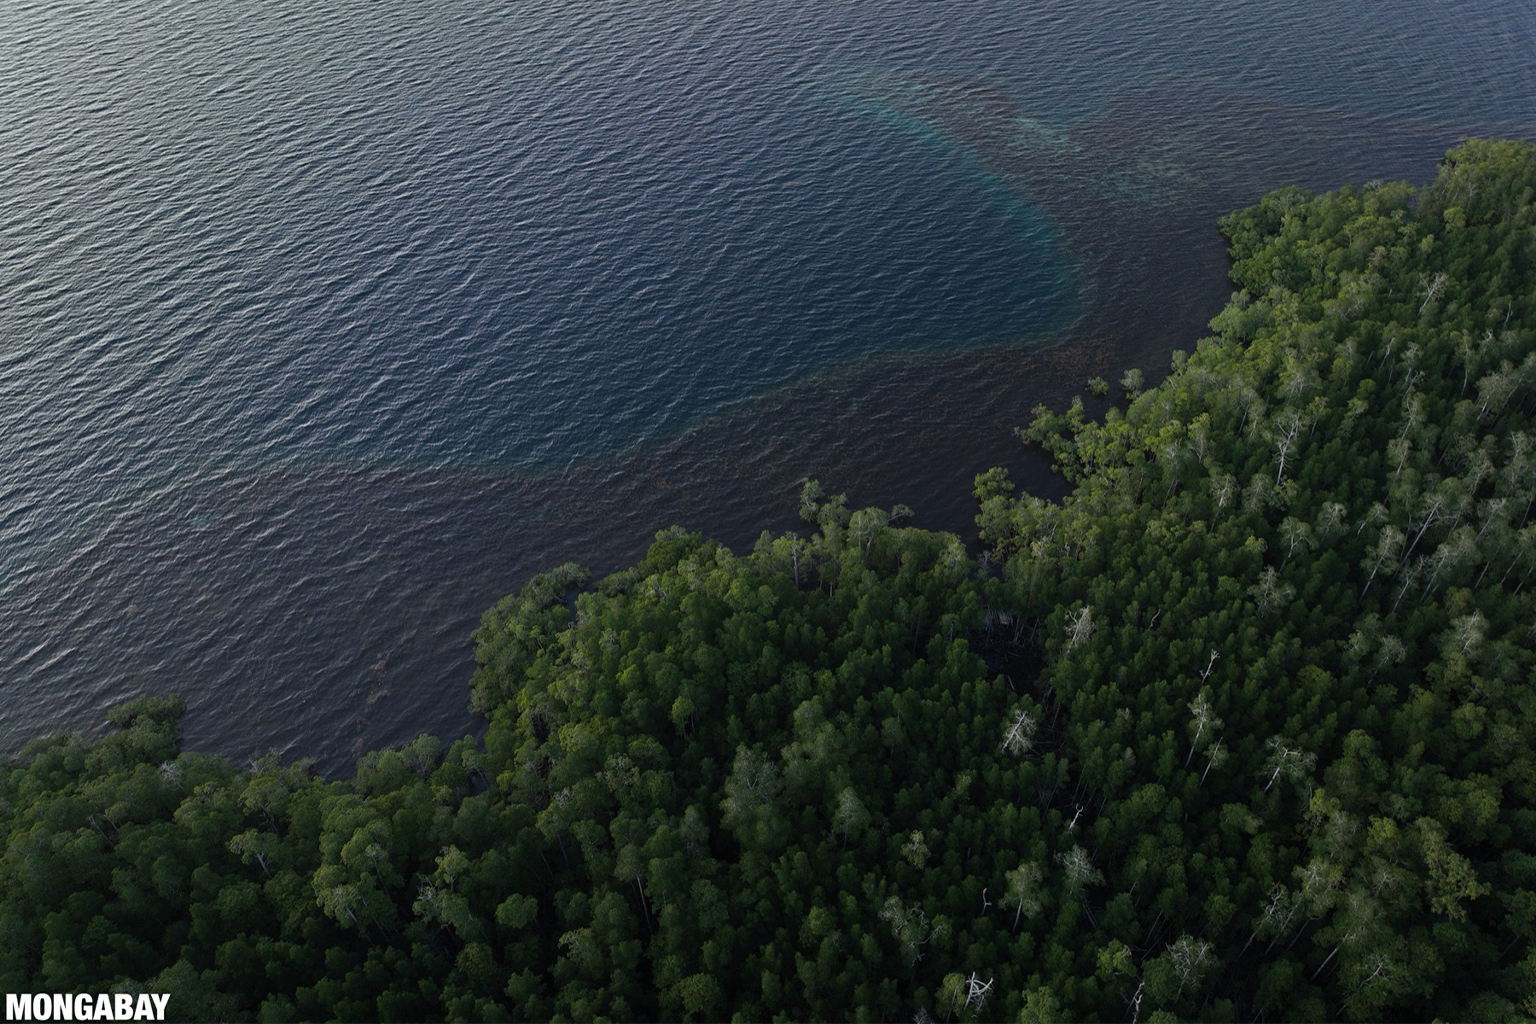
top-left (2, 0), bottom-right (1533, 774)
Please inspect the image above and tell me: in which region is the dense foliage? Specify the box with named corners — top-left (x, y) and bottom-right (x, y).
top-left (4, 139), bottom-right (1536, 1022)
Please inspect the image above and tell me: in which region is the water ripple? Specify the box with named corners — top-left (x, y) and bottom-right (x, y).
top-left (0, 0), bottom-right (1532, 774)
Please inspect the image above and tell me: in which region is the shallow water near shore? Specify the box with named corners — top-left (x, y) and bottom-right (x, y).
top-left (2, 0), bottom-right (1533, 774)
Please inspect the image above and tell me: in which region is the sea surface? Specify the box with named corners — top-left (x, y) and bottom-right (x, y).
top-left (2, 0), bottom-right (1533, 775)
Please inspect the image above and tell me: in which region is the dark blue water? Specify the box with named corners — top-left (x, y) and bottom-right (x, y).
top-left (2, 0), bottom-right (1533, 774)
